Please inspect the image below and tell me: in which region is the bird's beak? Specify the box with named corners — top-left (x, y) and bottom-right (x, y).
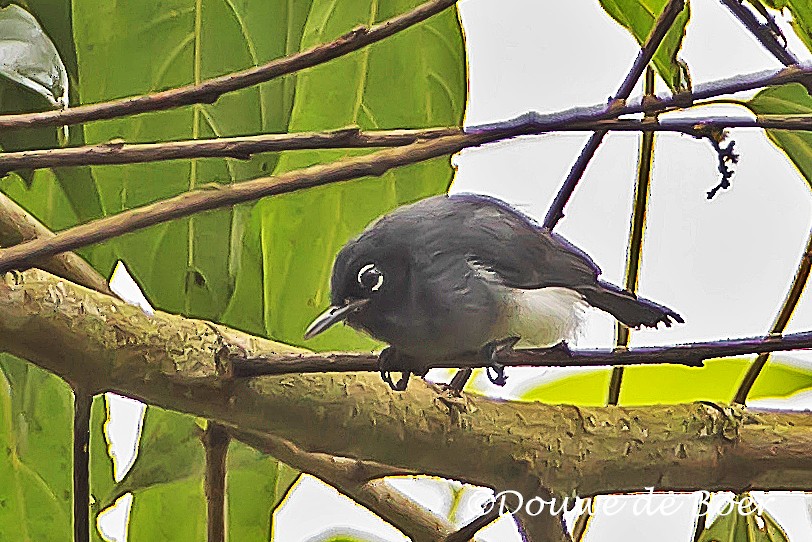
top-left (304, 298), bottom-right (369, 340)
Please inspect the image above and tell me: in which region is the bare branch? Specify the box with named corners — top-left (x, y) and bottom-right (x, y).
top-left (0, 128), bottom-right (459, 173)
top-left (542, 0), bottom-right (686, 230)
top-left (222, 329), bottom-right (812, 377)
top-left (0, 0), bottom-right (459, 131)
top-left (202, 423), bottom-right (229, 542)
top-left (720, 0), bottom-right (800, 67)
top-left (7, 116), bottom-right (812, 175)
top-left (0, 64), bottom-right (811, 273)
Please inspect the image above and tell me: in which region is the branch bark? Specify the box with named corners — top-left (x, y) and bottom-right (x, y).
top-left (6, 269), bottom-right (812, 501)
top-left (1, 63), bottom-right (812, 274)
top-left (0, 0), bottom-right (459, 131)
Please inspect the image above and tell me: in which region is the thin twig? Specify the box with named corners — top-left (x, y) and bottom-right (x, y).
top-left (609, 68), bottom-right (657, 406)
top-left (0, 0), bottom-right (459, 131)
top-left (0, 128), bottom-right (458, 173)
top-left (4, 116), bottom-right (812, 175)
top-left (733, 229), bottom-right (812, 404)
top-left (203, 423), bottom-right (230, 542)
top-left (720, 0), bottom-right (799, 67)
top-left (6, 115), bottom-right (812, 175)
top-left (542, 0), bottom-right (686, 230)
top-left (0, 64), bottom-right (811, 273)
top-left (224, 329), bottom-right (812, 377)
top-left (444, 510), bottom-right (500, 542)
top-left (73, 389), bottom-right (92, 542)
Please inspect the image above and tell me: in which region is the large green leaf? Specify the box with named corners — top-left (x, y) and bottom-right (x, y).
top-left (747, 83), bottom-right (812, 190)
top-left (755, 0), bottom-right (812, 54)
top-left (598, 0), bottom-right (691, 92)
top-left (0, 354), bottom-right (73, 540)
top-left (0, 4), bottom-right (66, 106)
top-left (89, 405), bottom-right (297, 542)
top-left (697, 493), bottom-right (789, 542)
top-left (521, 357), bottom-right (812, 405)
top-left (223, 0), bottom-right (467, 349)
top-left (72, 0), bottom-right (312, 320)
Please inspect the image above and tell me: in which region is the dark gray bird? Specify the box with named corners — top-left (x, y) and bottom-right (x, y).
top-left (305, 193), bottom-right (682, 390)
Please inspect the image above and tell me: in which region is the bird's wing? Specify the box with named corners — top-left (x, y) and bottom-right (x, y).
top-left (456, 198), bottom-right (601, 290)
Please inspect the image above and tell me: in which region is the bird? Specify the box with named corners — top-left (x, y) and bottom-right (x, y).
top-left (304, 193), bottom-right (682, 391)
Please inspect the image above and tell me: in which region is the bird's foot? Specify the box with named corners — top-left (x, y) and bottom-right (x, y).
top-left (378, 346), bottom-right (411, 391)
top-left (481, 336), bottom-right (519, 387)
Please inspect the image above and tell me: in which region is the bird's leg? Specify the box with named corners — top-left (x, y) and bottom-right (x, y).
top-left (481, 336), bottom-right (520, 387)
top-left (446, 368), bottom-right (473, 394)
top-left (377, 346), bottom-right (411, 391)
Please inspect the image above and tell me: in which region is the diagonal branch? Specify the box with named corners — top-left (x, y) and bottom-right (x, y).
top-left (542, 0), bottom-right (686, 230)
top-left (0, 191), bottom-right (112, 294)
top-left (0, 63), bottom-right (811, 274)
top-left (720, 0), bottom-right (800, 67)
top-left (0, 0), bottom-right (459, 131)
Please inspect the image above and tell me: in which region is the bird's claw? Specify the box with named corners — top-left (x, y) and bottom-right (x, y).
top-left (378, 347), bottom-right (411, 391)
top-left (486, 363), bottom-right (508, 386)
top-left (480, 337), bottom-right (518, 387)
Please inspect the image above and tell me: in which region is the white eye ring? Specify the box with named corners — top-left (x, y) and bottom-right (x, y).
top-left (358, 263), bottom-right (384, 292)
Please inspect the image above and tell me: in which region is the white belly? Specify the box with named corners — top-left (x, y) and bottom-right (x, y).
top-left (495, 286), bottom-right (587, 347)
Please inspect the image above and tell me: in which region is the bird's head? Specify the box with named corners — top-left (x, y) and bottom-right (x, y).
top-left (304, 230), bottom-right (408, 340)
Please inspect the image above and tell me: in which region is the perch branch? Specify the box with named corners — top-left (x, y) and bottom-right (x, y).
top-left (7, 269), bottom-right (812, 501)
top-left (0, 0), bottom-right (459, 131)
top-left (222, 330), bottom-right (812, 376)
top-left (542, 0), bottom-right (686, 230)
top-left (1, 63), bottom-right (811, 273)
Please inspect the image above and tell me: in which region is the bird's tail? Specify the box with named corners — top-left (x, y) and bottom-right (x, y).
top-left (581, 281), bottom-right (683, 328)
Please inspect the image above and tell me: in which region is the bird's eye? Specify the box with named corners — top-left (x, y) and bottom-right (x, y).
top-left (357, 263), bottom-right (384, 292)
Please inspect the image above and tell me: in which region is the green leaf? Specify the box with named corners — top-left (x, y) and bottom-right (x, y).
top-left (746, 83), bottom-right (812, 190)
top-left (0, 354), bottom-right (73, 540)
top-left (754, 0), bottom-right (812, 53)
top-left (92, 405), bottom-right (295, 541)
top-left (697, 493), bottom-right (789, 542)
top-left (598, 0), bottom-right (691, 92)
top-left (72, 0), bottom-right (313, 320)
top-left (0, 4), bottom-right (67, 106)
top-left (223, 0), bottom-right (467, 349)
top-left (520, 357), bottom-right (812, 405)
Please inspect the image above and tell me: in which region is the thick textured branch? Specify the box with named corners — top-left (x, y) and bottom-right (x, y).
top-left (6, 269), bottom-right (812, 500)
top-left (0, 0), bottom-right (458, 131)
top-left (1, 65), bottom-right (811, 273)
